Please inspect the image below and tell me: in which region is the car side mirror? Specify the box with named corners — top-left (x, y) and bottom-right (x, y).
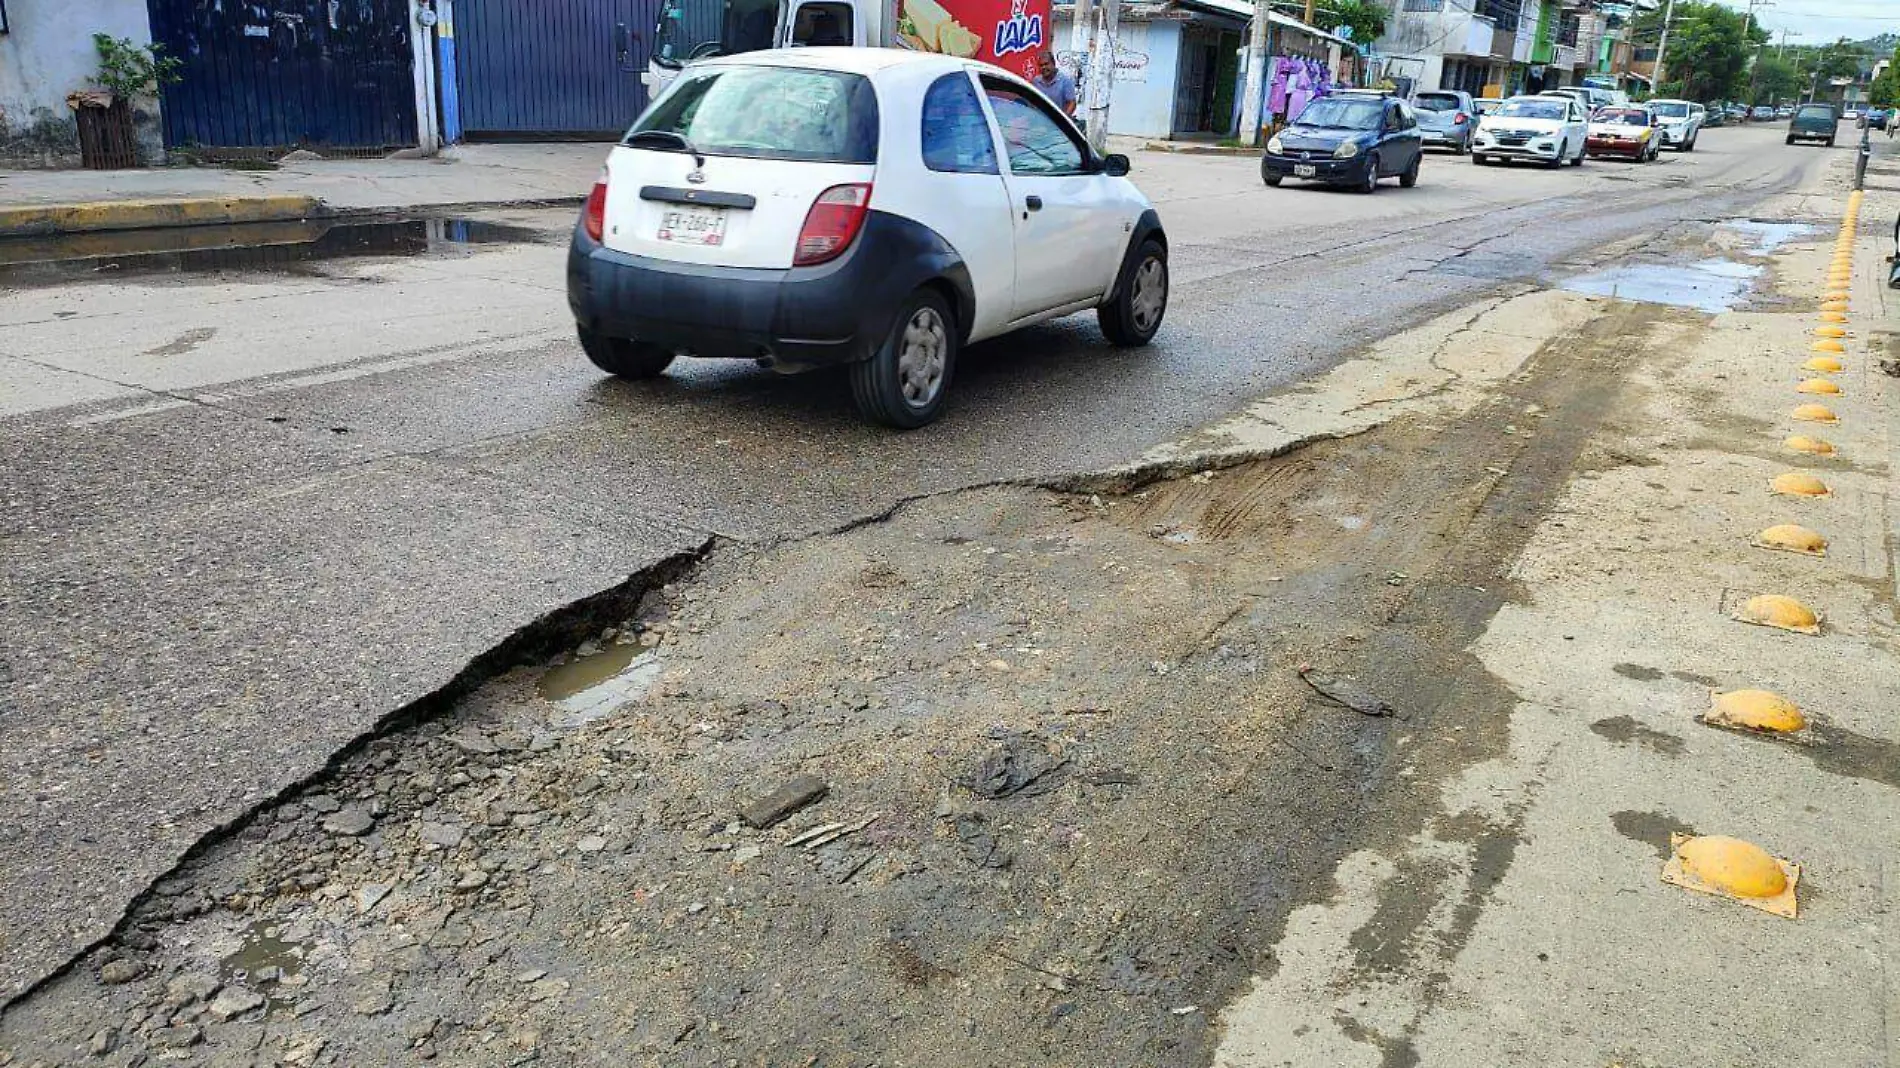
top-left (1100, 152), bottom-right (1131, 177)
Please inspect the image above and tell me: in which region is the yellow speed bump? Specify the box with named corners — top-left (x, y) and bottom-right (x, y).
top-left (1663, 833), bottom-right (1800, 918)
top-left (1704, 689), bottom-right (1808, 734)
top-left (1818, 312), bottom-right (1849, 325)
top-left (1780, 437), bottom-right (1836, 459)
top-left (1820, 299), bottom-right (1849, 311)
top-left (1814, 325), bottom-right (1848, 337)
top-left (1825, 286), bottom-right (1851, 298)
top-left (1809, 339), bottom-right (1846, 354)
top-left (1792, 402), bottom-right (1839, 423)
top-left (1771, 471), bottom-right (1832, 496)
top-left (1796, 378), bottom-right (1842, 395)
top-left (1732, 593), bottom-right (1822, 635)
top-left (1804, 355), bottom-right (1845, 373)
top-left (1752, 523), bottom-right (1828, 556)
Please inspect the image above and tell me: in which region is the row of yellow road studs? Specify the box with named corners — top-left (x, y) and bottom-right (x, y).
top-left (1663, 189), bottom-right (1866, 918)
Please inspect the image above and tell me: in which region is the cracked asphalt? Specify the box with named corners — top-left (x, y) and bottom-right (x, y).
top-left (0, 125), bottom-right (1839, 1005)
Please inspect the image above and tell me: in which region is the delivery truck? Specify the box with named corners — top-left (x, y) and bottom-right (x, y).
top-left (646, 0), bottom-right (1053, 96)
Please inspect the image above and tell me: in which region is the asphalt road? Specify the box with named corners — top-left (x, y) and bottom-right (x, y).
top-left (0, 124), bottom-right (1837, 1001)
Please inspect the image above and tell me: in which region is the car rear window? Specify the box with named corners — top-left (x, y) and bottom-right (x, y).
top-left (628, 65), bottom-right (879, 164)
top-left (1415, 93), bottom-right (1461, 112)
top-left (1797, 106), bottom-right (1834, 120)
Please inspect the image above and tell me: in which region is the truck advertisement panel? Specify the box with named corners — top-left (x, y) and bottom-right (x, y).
top-left (894, 0), bottom-right (1051, 80)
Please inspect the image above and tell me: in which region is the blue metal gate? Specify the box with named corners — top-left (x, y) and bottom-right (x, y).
top-left (147, 0), bottom-right (417, 153)
top-left (452, 0), bottom-right (657, 137)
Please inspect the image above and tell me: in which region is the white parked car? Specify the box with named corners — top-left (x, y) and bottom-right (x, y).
top-left (1471, 94), bottom-right (1589, 168)
top-left (1647, 98), bottom-right (1703, 151)
top-left (567, 48), bottom-right (1169, 428)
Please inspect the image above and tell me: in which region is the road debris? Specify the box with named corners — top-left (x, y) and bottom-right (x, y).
top-left (738, 774), bottom-right (830, 829)
top-left (1297, 665), bottom-right (1396, 717)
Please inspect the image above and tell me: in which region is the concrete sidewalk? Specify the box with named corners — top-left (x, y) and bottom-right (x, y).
top-left (0, 143), bottom-right (609, 234)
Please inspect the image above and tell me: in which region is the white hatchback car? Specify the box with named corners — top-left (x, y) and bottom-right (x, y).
top-left (1471, 94), bottom-right (1589, 168)
top-left (567, 48), bottom-right (1169, 428)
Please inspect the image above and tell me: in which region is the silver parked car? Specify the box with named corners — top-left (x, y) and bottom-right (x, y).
top-left (1413, 89), bottom-right (1478, 154)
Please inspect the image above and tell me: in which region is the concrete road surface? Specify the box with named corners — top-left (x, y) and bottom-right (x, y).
top-left (0, 125), bottom-right (1840, 1005)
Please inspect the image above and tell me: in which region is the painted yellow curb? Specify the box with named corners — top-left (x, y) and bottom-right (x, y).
top-left (0, 195), bottom-right (323, 238)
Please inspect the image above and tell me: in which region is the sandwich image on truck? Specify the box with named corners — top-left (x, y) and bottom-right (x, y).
top-left (650, 0), bottom-right (1051, 94)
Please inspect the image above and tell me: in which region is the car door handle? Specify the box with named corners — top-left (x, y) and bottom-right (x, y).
top-left (1025, 195), bottom-right (1043, 211)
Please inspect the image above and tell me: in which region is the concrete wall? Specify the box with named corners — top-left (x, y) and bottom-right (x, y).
top-left (1054, 16), bottom-right (1182, 139)
top-left (0, 0), bottom-right (160, 167)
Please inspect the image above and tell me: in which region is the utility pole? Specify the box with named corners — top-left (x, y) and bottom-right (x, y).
top-left (1776, 28), bottom-right (1787, 59)
top-left (1082, 0), bottom-right (1118, 153)
top-left (1651, 0), bottom-right (1676, 92)
top-left (1303, 0), bottom-right (1316, 25)
top-left (1238, 0), bottom-right (1271, 146)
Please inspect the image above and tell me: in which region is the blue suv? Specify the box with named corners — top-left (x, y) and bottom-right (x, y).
top-left (1261, 92), bottom-right (1425, 193)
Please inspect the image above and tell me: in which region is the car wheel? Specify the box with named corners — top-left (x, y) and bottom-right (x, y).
top-left (1827, 137), bottom-right (1836, 147)
top-left (578, 327), bottom-right (675, 379)
top-left (1264, 173), bottom-right (1283, 187)
top-left (1357, 154), bottom-right (1380, 193)
top-left (1684, 134), bottom-right (1697, 152)
top-left (1570, 141), bottom-right (1585, 166)
top-left (849, 289), bottom-right (956, 429)
top-left (1472, 152), bottom-right (1488, 166)
top-left (1098, 239), bottom-right (1169, 347)
top-left (1399, 153), bottom-right (1421, 188)
top-left (1785, 134), bottom-right (1795, 145)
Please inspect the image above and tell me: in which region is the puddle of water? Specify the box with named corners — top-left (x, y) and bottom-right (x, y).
top-left (538, 642), bottom-right (662, 726)
top-left (219, 920), bottom-right (310, 983)
top-left (0, 216), bottom-right (549, 287)
top-left (1722, 218), bottom-right (1817, 255)
top-left (1559, 258), bottom-right (1762, 313)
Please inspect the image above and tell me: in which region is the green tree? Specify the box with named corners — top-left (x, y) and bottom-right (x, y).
top-left (1749, 54), bottom-right (1800, 105)
top-left (1631, 1), bottom-right (1765, 101)
top-left (1870, 47), bottom-right (1900, 107)
top-left (1311, 0), bottom-right (1385, 48)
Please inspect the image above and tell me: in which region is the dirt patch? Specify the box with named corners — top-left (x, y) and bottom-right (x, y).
top-left (0, 304), bottom-right (1661, 1068)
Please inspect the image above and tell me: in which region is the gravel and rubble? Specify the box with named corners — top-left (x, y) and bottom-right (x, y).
top-left (0, 285), bottom-right (1680, 1067)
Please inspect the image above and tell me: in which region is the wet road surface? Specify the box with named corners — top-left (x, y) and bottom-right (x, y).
top-left (0, 126), bottom-right (1839, 1000)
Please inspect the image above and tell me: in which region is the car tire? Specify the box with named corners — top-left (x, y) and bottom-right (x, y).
top-left (1827, 137), bottom-right (1836, 147)
top-left (1570, 141), bottom-right (1585, 166)
top-left (1472, 152), bottom-right (1488, 166)
top-left (1264, 173), bottom-right (1283, 187)
top-left (1785, 134), bottom-right (1795, 145)
top-left (1399, 153), bottom-right (1420, 188)
top-left (1357, 154), bottom-right (1380, 193)
top-left (578, 327), bottom-right (675, 379)
top-left (1098, 239), bottom-right (1169, 348)
top-left (1684, 134), bottom-right (1697, 152)
top-left (849, 289), bottom-right (956, 430)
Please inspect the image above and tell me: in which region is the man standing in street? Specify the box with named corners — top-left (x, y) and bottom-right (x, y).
top-left (1034, 52), bottom-right (1078, 117)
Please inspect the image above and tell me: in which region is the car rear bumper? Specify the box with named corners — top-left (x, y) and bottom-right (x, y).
top-left (1420, 129), bottom-right (1465, 146)
top-left (1262, 152), bottom-right (1371, 184)
top-left (567, 211), bottom-right (970, 373)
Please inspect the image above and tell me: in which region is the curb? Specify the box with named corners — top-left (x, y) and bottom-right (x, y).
top-left (0, 195), bottom-right (324, 238)
top-left (1142, 141), bottom-right (1257, 157)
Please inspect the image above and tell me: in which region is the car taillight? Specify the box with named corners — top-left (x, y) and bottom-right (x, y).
top-left (583, 171), bottom-right (608, 243)
top-left (1454, 112), bottom-right (1468, 125)
top-left (794, 183), bottom-right (872, 267)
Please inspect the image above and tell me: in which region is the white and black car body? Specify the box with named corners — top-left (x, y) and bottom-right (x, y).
top-left (568, 49), bottom-right (1168, 427)
top-left (1646, 98), bottom-right (1703, 151)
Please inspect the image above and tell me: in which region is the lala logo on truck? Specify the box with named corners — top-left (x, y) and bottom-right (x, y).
top-left (992, 0), bottom-right (1044, 57)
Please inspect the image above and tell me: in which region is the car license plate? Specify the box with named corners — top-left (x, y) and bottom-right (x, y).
top-left (656, 206), bottom-right (727, 247)
top-left (1293, 164), bottom-right (1317, 178)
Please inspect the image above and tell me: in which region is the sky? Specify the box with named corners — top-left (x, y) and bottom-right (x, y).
top-left (1727, 0), bottom-right (1900, 46)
